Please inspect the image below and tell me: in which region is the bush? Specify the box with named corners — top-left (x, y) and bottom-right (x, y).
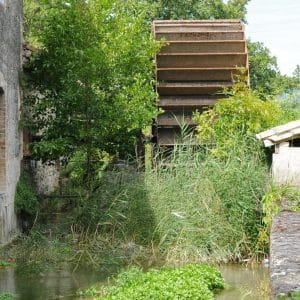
top-left (146, 141), bottom-right (269, 262)
top-left (99, 264), bottom-right (224, 300)
top-left (15, 172), bottom-right (39, 216)
top-left (75, 169), bottom-right (157, 245)
top-left (194, 79), bottom-right (283, 153)
top-left (0, 293), bottom-right (15, 300)
top-left (73, 134), bottom-right (269, 262)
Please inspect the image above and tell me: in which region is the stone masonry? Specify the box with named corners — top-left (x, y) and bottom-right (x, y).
top-left (0, 0), bottom-right (23, 245)
top-left (270, 211), bottom-right (300, 297)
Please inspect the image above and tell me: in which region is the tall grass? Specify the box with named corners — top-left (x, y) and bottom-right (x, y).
top-left (75, 135), bottom-right (269, 264)
top-left (6, 136), bottom-right (270, 271)
top-left (145, 138), bottom-right (269, 263)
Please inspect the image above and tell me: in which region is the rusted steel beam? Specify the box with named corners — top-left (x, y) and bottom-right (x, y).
top-left (159, 40), bottom-right (246, 54)
top-left (157, 53), bottom-right (247, 68)
top-left (157, 68), bottom-right (239, 81)
top-left (157, 82), bottom-right (232, 96)
top-left (155, 24), bottom-right (243, 32)
top-left (158, 95), bottom-right (219, 108)
top-left (156, 127), bottom-right (197, 146)
top-left (157, 114), bottom-right (196, 126)
top-left (155, 31), bottom-right (244, 41)
top-left (153, 20), bottom-right (242, 24)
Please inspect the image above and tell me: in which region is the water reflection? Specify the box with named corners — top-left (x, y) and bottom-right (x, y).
top-left (0, 264), bottom-right (269, 300)
top-left (0, 267), bottom-right (107, 300)
top-left (216, 264), bottom-right (270, 300)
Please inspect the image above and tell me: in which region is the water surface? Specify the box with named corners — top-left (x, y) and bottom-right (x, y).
top-left (217, 264), bottom-right (269, 300)
top-left (0, 263), bottom-right (269, 299)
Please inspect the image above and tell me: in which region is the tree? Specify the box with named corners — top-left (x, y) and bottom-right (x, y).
top-left (24, 0), bottom-right (160, 181)
top-left (293, 65), bottom-right (300, 84)
top-left (152, 0), bottom-right (249, 21)
top-left (247, 41), bottom-right (297, 97)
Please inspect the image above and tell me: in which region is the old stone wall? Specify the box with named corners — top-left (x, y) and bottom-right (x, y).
top-left (0, 0), bottom-right (23, 245)
top-left (270, 211), bottom-right (300, 297)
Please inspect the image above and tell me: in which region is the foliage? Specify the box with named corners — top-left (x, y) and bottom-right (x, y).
top-left (24, 0), bottom-right (160, 168)
top-left (147, 142), bottom-right (268, 262)
top-left (0, 293), bottom-right (15, 300)
top-left (293, 65), bottom-right (300, 84)
top-left (61, 149), bottom-right (111, 189)
top-left (194, 79), bottom-right (300, 256)
top-left (70, 136), bottom-right (269, 262)
top-left (152, 0), bottom-right (249, 21)
top-left (13, 229), bottom-right (74, 275)
top-left (248, 41), bottom-right (297, 97)
top-left (0, 260), bottom-right (16, 268)
top-left (257, 185), bottom-right (300, 253)
top-left (194, 79), bottom-right (283, 156)
top-left (3, 142), bottom-right (268, 271)
top-left (24, 0), bottom-right (42, 46)
top-left (278, 291), bottom-right (300, 300)
top-left (279, 91), bottom-right (300, 121)
top-left (75, 169), bottom-right (157, 245)
top-left (15, 172), bottom-right (39, 216)
top-left (98, 264), bottom-right (224, 300)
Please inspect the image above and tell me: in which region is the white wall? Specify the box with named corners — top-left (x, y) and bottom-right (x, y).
top-left (272, 147), bottom-right (300, 187)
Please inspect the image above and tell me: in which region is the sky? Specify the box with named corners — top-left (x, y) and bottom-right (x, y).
top-left (245, 0), bottom-right (300, 76)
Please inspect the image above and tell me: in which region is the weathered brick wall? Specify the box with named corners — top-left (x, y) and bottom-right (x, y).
top-left (0, 1), bottom-right (23, 244)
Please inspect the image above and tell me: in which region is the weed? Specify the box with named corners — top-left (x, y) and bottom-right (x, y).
top-left (15, 172), bottom-right (39, 216)
top-left (0, 293), bottom-right (15, 300)
top-left (145, 140), bottom-right (269, 263)
top-left (0, 260), bottom-right (16, 268)
top-left (82, 264), bottom-right (224, 300)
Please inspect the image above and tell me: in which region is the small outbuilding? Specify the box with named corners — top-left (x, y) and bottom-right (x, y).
top-left (256, 120), bottom-right (300, 187)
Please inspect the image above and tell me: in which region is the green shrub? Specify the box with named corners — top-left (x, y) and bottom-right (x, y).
top-left (0, 260), bottom-right (15, 268)
top-left (75, 169), bottom-right (157, 245)
top-left (278, 291), bottom-right (300, 300)
top-left (15, 172), bottom-right (39, 216)
top-left (75, 138), bottom-right (268, 262)
top-left (146, 141), bottom-right (269, 262)
top-left (0, 293), bottom-right (15, 300)
top-left (194, 79), bottom-right (283, 154)
top-left (99, 264), bottom-right (224, 300)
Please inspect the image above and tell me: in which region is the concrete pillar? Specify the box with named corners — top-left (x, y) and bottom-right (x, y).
top-left (0, 1), bottom-right (23, 245)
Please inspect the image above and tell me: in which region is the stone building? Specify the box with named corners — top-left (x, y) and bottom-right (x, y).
top-left (256, 120), bottom-right (300, 187)
top-left (0, 1), bottom-right (23, 244)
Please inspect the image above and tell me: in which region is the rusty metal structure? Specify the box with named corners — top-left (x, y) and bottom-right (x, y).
top-left (153, 19), bottom-right (249, 146)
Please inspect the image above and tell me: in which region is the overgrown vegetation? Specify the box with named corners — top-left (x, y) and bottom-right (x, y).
top-left (0, 293), bottom-right (15, 300)
top-left (78, 264), bottom-right (224, 300)
top-left (23, 0), bottom-right (160, 174)
top-left (7, 79), bottom-right (300, 274)
top-left (152, 0), bottom-right (249, 21)
top-left (247, 41), bottom-right (298, 97)
top-left (195, 77), bottom-right (298, 150)
top-left (15, 172), bottom-right (39, 217)
top-left (4, 1), bottom-right (299, 298)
